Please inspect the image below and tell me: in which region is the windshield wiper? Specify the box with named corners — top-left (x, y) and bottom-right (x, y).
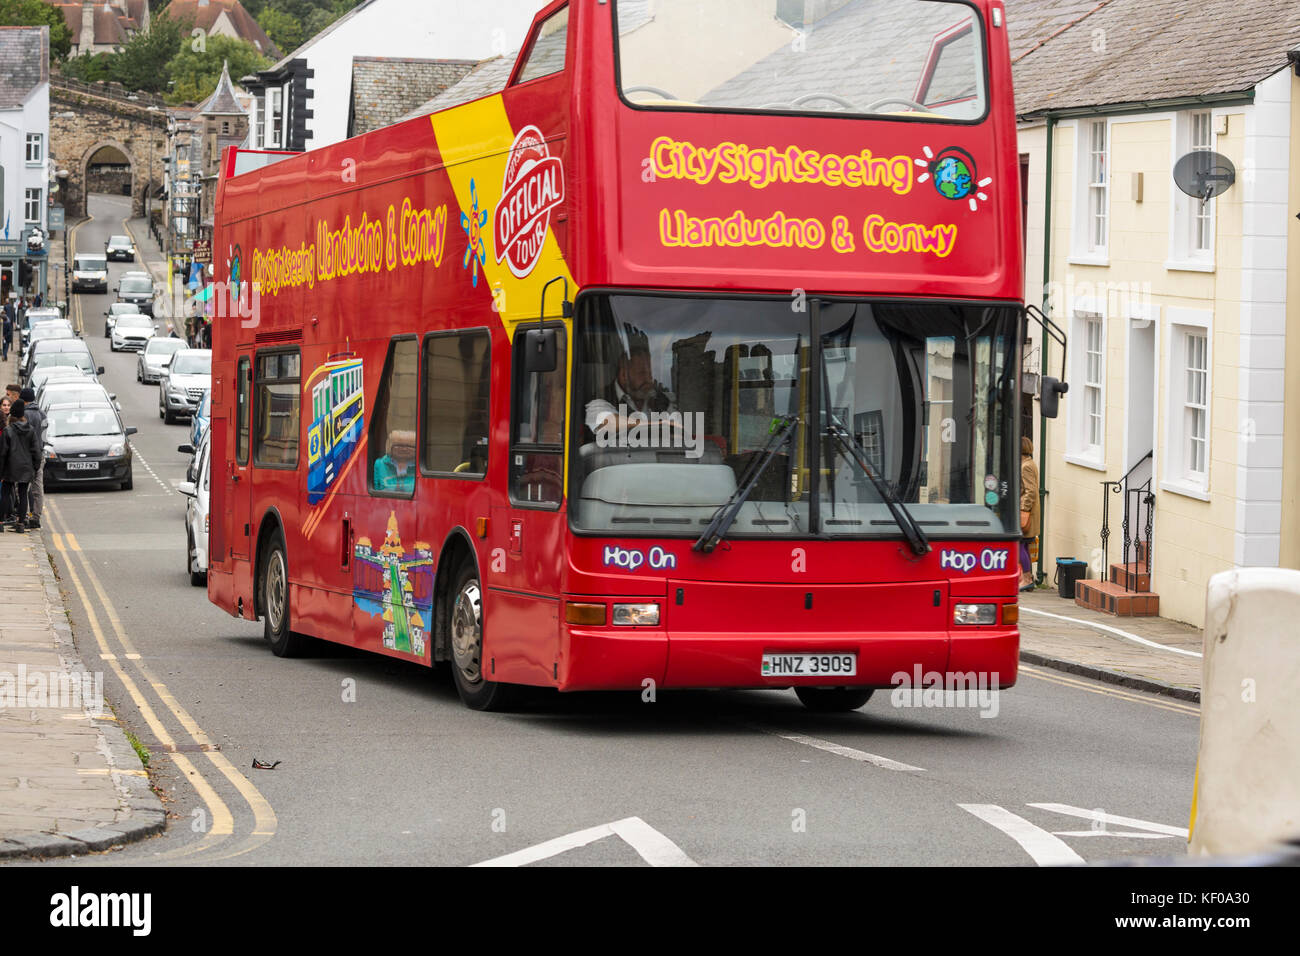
top-left (694, 414), bottom-right (799, 554)
top-left (824, 414), bottom-right (931, 557)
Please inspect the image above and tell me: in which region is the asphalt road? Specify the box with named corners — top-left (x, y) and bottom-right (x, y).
top-left (22, 194), bottom-right (1200, 867)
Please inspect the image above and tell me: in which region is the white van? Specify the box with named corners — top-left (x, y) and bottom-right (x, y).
top-left (72, 253), bottom-right (109, 293)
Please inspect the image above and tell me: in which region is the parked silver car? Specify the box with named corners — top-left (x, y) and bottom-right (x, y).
top-left (158, 348), bottom-right (211, 424)
top-left (138, 337), bottom-right (187, 384)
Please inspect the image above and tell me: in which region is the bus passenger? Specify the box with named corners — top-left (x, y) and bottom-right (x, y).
top-left (374, 429), bottom-right (417, 494)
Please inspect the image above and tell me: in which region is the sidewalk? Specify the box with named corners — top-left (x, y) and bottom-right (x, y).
top-left (1018, 586), bottom-right (1203, 701)
top-left (0, 522), bottom-right (165, 858)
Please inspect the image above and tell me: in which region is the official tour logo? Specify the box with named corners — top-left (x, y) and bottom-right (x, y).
top-left (493, 125), bottom-right (565, 278)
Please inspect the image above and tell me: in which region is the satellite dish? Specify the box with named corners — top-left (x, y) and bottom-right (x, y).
top-left (1173, 151), bottom-right (1236, 202)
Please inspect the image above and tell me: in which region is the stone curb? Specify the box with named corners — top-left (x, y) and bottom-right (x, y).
top-left (0, 533), bottom-right (166, 861)
top-left (1020, 649), bottom-right (1201, 704)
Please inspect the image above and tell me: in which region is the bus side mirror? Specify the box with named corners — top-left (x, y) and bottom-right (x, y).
top-left (524, 328), bottom-right (558, 374)
top-left (1040, 377), bottom-right (1069, 419)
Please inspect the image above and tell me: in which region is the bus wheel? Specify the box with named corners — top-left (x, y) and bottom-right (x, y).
top-left (261, 531), bottom-right (306, 658)
top-left (794, 687), bottom-right (875, 712)
top-left (448, 563), bottom-right (517, 711)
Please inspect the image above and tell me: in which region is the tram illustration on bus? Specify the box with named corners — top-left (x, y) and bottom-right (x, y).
top-left (306, 357), bottom-right (364, 505)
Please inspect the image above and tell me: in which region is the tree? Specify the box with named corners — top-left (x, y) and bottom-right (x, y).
top-left (166, 34), bottom-right (269, 104)
top-left (257, 8), bottom-right (303, 54)
top-left (0, 0), bottom-right (73, 59)
top-left (109, 15), bottom-right (188, 94)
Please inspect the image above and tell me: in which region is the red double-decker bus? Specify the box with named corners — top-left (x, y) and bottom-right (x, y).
top-left (210, 0), bottom-right (1037, 711)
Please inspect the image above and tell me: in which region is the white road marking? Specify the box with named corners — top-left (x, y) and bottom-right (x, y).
top-left (752, 726), bottom-right (925, 773)
top-left (1051, 831), bottom-right (1173, 839)
top-left (1020, 606), bottom-right (1202, 658)
top-left (128, 442), bottom-right (173, 492)
top-left (1028, 803), bottom-right (1189, 838)
top-left (472, 816), bottom-right (698, 867)
top-left (959, 804), bottom-right (1084, 865)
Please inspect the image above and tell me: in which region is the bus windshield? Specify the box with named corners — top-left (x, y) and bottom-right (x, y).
top-left (615, 0), bottom-right (986, 121)
top-left (570, 294), bottom-right (1019, 540)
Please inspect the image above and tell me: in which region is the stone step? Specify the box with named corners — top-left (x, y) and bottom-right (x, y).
top-left (1074, 579), bottom-right (1161, 617)
top-left (1109, 561), bottom-right (1151, 592)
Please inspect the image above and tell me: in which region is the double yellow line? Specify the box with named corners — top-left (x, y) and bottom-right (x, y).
top-left (47, 499), bottom-right (277, 862)
top-left (1020, 662), bottom-right (1200, 717)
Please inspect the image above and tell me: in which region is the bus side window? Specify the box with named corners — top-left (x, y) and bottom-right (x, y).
top-left (368, 337), bottom-right (419, 497)
top-left (253, 349), bottom-right (300, 468)
top-left (236, 356), bottom-right (250, 465)
top-left (420, 329), bottom-right (491, 478)
top-left (510, 327), bottom-right (566, 507)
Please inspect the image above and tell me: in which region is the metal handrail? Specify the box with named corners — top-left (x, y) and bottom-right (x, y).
top-left (1100, 450), bottom-right (1155, 593)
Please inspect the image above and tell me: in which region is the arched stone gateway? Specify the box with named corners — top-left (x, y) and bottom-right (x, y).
top-left (50, 78), bottom-right (167, 220)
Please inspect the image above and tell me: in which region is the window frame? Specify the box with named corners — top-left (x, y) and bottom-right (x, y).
top-left (513, 3), bottom-right (569, 86)
top-left (252, 347), bottom-right (301, 471)
top-left (1065, 306), bottom-right (1107, 470)
top-left (1069, 118), bottom-right (1110, 264)
top-left (25, 133), bottom-right (43, 164)
top-left (367, 335), bottom-right (420, 500)
top-left (1166, 109), bottom-right (1217, 272)
top-left (24, 188), bottom-right (41, 224)
top-left (419, 327), bottom-right (493, 481)
top-left (611, 0), bottom-right (991, 127)
top-left (509, 322), bottom-right (567, 511)
top-left (1162, 311), bottom-right (1213, 499)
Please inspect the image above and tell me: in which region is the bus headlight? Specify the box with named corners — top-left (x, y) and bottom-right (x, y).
top-left (953, 603), bottom-right (997, 626)
top-left (612, 603), bottom-right (660, 626)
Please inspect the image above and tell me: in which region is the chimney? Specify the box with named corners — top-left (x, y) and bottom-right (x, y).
top-left (80, 1), bottom-right (95, 55)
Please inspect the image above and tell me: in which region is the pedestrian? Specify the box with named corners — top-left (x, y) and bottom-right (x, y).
top-left (5, 383), bottom-right (18, 406)
top-left (1, 301), bottom-right (13, 362)
top-left (33, 293), bottom-right (42, 309)
top-left (0, 398), bottom-right (40, 533)
top-left (1020, 436), bottom-right (1040, 592)
top-left (0, 394), bottom-right (10, 523)
top-left (18, 388), bottom-right (45, 529)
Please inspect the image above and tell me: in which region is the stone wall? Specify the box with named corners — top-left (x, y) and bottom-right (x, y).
top-left (50, 83), bottom-right (168, 220)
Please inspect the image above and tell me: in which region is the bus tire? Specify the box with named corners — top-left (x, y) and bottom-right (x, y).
top-left (794, 687), bottom-right (875, 712)
top-left (261, 531), bottom-right (307, 658)
top-left (448, 562), bottom-right (518, 711)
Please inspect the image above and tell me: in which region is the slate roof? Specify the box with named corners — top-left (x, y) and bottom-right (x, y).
top-left (400, 54), bottom-right (519, 118)
top-left (199, 60), bottom-right (246, 116)
top-left (159, 0), bottom-right (279, 59)
top-left (350, 57), bottom-right (477, 135)
top-left (0, 26), bottom-right (49, 110)
top-left (1012, 0), bottom-right (1300, 115)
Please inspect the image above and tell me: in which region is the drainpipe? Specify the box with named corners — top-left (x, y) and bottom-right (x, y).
top-left (1036, 113), bottom-right (1055, 587)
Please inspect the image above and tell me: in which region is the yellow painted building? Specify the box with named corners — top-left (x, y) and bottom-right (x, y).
top-left (1011, 0), bottom-right (1300, 626)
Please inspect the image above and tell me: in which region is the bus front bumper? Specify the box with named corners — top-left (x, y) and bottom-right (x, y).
top-left (559, 626), bottom-right (1019, 692)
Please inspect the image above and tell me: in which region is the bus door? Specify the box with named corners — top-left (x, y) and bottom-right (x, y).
top-left (489, 325), bottom-right (568, 685)
top-left (229, 350), bottom-right (255, 611)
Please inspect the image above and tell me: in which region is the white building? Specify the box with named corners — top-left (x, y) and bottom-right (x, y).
top-left (241, 0), bottom-right (543, 152)
top-left (0, 26), bottom-right (51, 302)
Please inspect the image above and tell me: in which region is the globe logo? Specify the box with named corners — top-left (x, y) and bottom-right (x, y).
top-left (931, 149), bottom-right (975, 201)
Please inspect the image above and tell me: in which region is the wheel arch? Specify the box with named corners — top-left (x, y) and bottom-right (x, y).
top-left (252, 507), bottom-right (288, 618)
top-left (433, 527), bottom-right (481, 663)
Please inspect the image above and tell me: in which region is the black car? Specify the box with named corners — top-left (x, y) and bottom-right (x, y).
top-left (42, 402), bottom-right (136, 491)
top-left (116, 273), bottom-right (156, 317)
top-left (105, 235), bottom-right (136, 262)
